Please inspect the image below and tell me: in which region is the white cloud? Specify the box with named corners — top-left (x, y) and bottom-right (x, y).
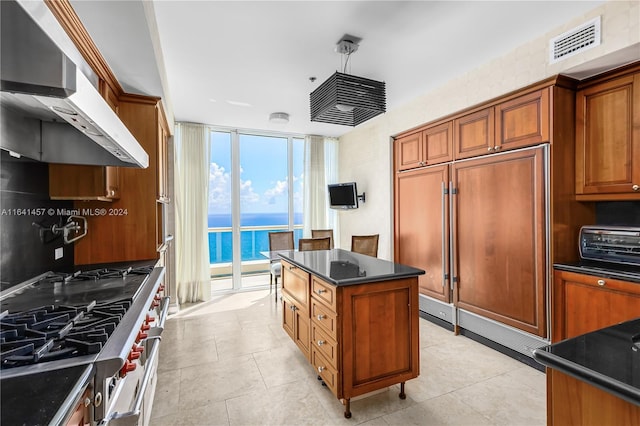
top-left (264, 179), bottom-right (288, 205)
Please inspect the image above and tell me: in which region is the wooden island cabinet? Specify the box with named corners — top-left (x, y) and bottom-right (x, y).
top-left (279, 249), bottom-right (423, 419)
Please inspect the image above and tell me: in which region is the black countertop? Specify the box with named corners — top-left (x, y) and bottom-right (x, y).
top-left (1, 364), bottom-right (93, 426)
top-left (533, 318), bottom-right (640, 406)
top-left (554, 261), bottom-right (640, 283)
top-left (278, 249), bottom-right (425, 286)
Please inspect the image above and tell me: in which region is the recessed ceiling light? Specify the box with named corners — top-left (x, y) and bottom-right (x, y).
top-left (209, 98), bottom-right (217, 103)
top-left (226, 100), bottom-right (252, 107)
top-left (269, 112), bottom-right (289, 124)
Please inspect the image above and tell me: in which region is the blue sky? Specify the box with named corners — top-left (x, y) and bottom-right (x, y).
top-left (208, 131), bottom-right (304, 215)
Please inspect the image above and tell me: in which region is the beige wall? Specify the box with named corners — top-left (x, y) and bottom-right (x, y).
top-left (337, 0), bottom-right (639, 260)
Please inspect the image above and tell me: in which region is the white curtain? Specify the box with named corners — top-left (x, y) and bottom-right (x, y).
top-left (303, 136), bottom-right (339, 244)
top-left (174, 122), bottom-right (211, 303)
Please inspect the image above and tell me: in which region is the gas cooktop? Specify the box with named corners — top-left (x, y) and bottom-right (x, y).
top-left (0, 265), bottom-right (154, 313)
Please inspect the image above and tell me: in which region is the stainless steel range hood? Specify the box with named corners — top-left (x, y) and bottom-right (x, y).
top-left (0, 0), bottom-right (148, 168)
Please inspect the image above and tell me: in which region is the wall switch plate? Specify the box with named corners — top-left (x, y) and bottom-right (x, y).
top-left (55, 247), bottom-right (63, 260)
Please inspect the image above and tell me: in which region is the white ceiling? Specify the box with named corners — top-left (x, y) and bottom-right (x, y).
top-left (71, 0), bottom-right (614, 138)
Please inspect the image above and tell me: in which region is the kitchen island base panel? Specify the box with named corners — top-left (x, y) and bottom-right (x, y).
top-left (548, 370), bottom-right (640, 425)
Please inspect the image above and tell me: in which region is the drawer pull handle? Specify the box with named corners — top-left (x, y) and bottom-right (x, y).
top-left (487, 147), bottom-right (494, 152)
top-left (290, 305), bottom-right (297, 311)
top-left (317, 340), bottom-right (325, 346)
top-left (633, 184), bottom-right (639, 191)
top-left (317, 314), bottom-right (326, 320)
top-left (597, 279), bottom-right (605, 286)
top-left (316, 289), bottom-right (327, 295)
top-left (318, 366), bottom-right (325, 373)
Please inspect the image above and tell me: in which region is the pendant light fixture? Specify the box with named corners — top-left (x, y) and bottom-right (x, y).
top-left (310, 36), bottom-right (386, 127)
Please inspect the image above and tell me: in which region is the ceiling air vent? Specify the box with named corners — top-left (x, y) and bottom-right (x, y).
top-left (549, 16), bottom-right (601, 64)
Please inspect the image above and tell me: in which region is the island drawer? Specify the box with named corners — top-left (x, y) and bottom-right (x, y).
top-left (311, 299), bottom-right (338, 337)
top-left (311, 276), bottom-right (336, 311)
top-left (311, 324), bottom-right (338, 368)
top-left (311, 348), bottom-right (339, 397)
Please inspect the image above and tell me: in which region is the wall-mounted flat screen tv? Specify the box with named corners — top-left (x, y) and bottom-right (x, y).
top-left (328, 182), bottom-right (358, 209)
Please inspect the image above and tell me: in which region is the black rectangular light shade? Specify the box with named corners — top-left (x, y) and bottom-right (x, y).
top-left (310, 72), bottom-right (386, 126)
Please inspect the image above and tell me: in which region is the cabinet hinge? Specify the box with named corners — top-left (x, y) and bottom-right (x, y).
top-left (443, 187), bottom-right (449, 195)
top-left (451, 187), bottom-right (458, 195)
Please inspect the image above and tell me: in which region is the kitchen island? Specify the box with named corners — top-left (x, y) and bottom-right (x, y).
top-left (277, 249), bottom-right (425, 418)
top-left (533, 318), bottom-right (640, 425)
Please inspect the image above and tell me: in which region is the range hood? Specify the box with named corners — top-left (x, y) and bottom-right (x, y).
top-left (0, 0), bottom-right (148, 168)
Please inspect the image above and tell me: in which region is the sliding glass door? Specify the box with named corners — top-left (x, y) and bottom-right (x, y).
top-left (208, 129), bottom-right (303, 293)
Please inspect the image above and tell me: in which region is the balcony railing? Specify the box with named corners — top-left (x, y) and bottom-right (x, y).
top-left (208, 225), bottom-right (304, 266)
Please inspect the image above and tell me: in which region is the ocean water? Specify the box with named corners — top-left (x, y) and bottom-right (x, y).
top-left (208, 213), bottom-right (303, 263)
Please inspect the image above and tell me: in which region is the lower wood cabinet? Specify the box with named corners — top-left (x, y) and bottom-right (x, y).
top-left (552, 269), bottom-right (640, 342)
top-left (547, 369), bottom-right (640, 425)
top-left (547, 269), bottom-right (640, 425)
top-left (281, 260), bottom-right (419, 418)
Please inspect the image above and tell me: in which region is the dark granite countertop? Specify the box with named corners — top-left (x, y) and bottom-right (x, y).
top-left (533, 318), bottom-right (640, 406)
top-left (278, 248), bottom-right (425, 286)
top-left (1, 364), bottom-right (93, 426)
top-left (554, 261), bottom-right (640, 283)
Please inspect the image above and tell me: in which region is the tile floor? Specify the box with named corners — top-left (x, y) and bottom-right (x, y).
top-left (151, 289), bottom-right (546, 425)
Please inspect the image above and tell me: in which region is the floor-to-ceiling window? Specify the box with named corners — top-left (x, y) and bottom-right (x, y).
top-left (208, 129), bottom-right (304, 292)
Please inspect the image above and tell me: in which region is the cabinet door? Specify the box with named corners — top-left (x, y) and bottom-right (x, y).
top-left (157, 111), bottom-right (170, 202)
top-left (395, 132), bottom-right (423, 171)
top-left (283, 294), bottom-right (311, 361)
top-left (424, 121), bottom-right (453, 165)
top-left (395, 165), bottom-right (450, 302)
top-left (576, 73), bottom-right (640, 198)
top-left (49, 164), bottom-right (119, 201)
top-left (552, 270), bottom-right (640, 342)
top-left (495, 89), bottom-right (549, 151)
top-left (341, 278), bottom-right (419, 398)
top-left (454, 107), bottom-right (495, 160)
top-left (452, 146), bottom-right (547, 337)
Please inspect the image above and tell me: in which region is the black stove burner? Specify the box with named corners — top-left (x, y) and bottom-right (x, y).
top-left (0, 299), bottom-right (132, 369)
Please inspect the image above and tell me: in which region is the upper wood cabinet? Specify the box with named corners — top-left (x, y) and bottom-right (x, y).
top-left (495, 89), bottom-right (550, 150)
top-left (50, 164), bottom-right (119, 201)
top-left (454, 89), bottom-right (550, 160)
top-left (395, 122), bottom-right (453, 171)
top-left (454, 108), bottom-right (494, 160)
top-left (575, 70), bottom-right (640, 200)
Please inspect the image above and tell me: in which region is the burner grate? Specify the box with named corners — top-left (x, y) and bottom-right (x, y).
top-left (0, 299), bottom-right (132, 368)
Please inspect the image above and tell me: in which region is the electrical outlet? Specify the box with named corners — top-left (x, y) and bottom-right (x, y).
top-left (55, 247), bottom-right (63, 260)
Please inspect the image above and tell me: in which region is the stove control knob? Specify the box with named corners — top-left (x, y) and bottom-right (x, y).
top-left (141, 323), bottom-right (151, 332)
top-left (136, 330), bottom-right (149, 342)
top-left (145, 314), bottom-right (156, 324)
top-left (158, 284), bottom-right (165, 292)
top-left (132, 344), bottom-right (144, 354)
top-left (128, 350), bottom-right (141, 361)
top-left (119, 360), bottom-right (136, 377)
